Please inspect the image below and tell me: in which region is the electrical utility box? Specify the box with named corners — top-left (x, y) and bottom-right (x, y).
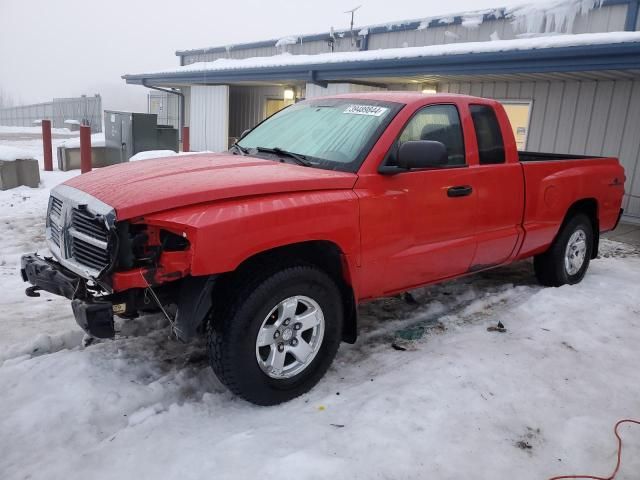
top-left (104, 111), bottom-right (178, 164)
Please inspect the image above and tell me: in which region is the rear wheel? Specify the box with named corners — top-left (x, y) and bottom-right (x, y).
top-left (534, 213), bottom-right (594, 287)
top-left (207, 264), bottom-right (343, 405)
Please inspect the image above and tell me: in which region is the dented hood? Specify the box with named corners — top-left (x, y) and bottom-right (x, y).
top-left (63, 153), bottom-right (357, 219)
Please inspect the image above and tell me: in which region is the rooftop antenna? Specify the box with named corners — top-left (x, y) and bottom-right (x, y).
top-left (328, 26), bottom-right (336, 52)
top-left (344, 5), bottom-right (361, 46)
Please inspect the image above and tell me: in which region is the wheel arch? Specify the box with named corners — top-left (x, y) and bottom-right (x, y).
top-left (212, 240), bottom-right (358, 344)
top-left (562, 198), bottom-right (599, 259)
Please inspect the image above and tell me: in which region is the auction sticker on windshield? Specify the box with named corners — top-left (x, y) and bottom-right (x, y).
top-left (343, 105), bottom-right (389, 116)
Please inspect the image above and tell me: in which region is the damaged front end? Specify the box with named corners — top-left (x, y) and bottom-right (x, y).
top-left (21, 252), bottom-right (119, 339)
top-left (21, 184), bottom-right (206, 341)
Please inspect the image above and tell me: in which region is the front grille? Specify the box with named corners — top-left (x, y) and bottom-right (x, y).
top-left (45, 186), bottom-right (115, 279)
top-left (71, 208), bottom-right (110, 242)
top-left (69, 207), bottom-right (111, 271)
top-left (71, 237), bottom-right (111, 271)
top-left (50, 222), bottom-right (61, 247)
top-left (50, 196), bottom-right (63, 218)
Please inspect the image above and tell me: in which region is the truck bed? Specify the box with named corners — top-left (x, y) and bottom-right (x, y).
top-left (516, 153), bottom-right (624, 260)
top-left (518, 151), bottom-right (603, 162)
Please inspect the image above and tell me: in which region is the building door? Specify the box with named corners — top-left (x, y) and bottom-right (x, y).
top-left (500, 101), bottom-right (531, 150)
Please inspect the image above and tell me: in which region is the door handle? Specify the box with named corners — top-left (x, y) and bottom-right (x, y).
top-left (447, 185), bottom-right (473, 197)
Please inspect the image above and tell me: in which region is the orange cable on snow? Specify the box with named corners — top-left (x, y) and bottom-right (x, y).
top-left (548, 419), bottom-right (640, 480)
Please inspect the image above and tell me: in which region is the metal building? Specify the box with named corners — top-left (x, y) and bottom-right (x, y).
top-left (124, 0), bottom-right (640, 223)
top-left (0, 95), bottom-right (102, 133)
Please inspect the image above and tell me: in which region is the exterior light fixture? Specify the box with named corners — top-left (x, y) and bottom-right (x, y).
top-left (422, 85), bottom-right (437, 94)
top-left (283, 88), bottom-right (295, 100)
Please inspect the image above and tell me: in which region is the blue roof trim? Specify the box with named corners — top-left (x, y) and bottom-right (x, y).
top-left (174, 0), bottom-right (634, 57)
top-left (124, 42), bottom-right (640, 86)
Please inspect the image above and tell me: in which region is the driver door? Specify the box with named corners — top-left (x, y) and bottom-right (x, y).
top-left (356, 104), bottom-right (478, 297)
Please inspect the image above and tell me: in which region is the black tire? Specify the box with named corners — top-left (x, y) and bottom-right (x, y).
top-left (207, 264), bottom-right (343, 405)
top-left (534, 213), bottom-right (594, 287)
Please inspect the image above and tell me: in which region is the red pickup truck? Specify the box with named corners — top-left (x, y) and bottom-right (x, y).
top-left (22, 92), bottom-right (625, 405)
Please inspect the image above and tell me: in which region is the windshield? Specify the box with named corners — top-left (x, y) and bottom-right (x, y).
top-left (236, 98), bottom-right (402, 172)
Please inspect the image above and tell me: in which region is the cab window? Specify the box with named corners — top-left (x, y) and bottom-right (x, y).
top-left (469, 104), bottom-right (505, 165)
top-left (395, 104), bottom-right (466, 166)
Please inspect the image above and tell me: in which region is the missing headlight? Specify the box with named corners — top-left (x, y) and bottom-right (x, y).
top-left (116, 222), bottom-right (190, 270)
top-left (160, 229), bottom-right (189, 251)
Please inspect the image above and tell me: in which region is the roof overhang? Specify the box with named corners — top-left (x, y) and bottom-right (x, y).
top-left (124, 40), bottom-right (640, 87)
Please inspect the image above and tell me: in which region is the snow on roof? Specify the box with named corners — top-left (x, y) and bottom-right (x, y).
top-left (175, 0), bottom-right (603, 55)
top-left (510, 0), bottom-right (602, 34)
top-left (275, 36), bottom-right (299, 48)
top-left (461, 14), bottom-right (485, 29)
top-left (126, 31), bottom-right (640, 79)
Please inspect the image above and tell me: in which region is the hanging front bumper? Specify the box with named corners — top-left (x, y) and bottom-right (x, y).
top-left (21, 253), bottom-right (115, 338)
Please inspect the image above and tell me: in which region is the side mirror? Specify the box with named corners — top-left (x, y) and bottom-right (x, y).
top-left (240, 128), bottom-right (252, 139)
top-left (397, 140), bottom-right (448, 170)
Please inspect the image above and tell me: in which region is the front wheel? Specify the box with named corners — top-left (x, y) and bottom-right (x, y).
top-left (534, 213), bottom-right (594, 287)
top-left (207, 265), bottom-right (343, 405)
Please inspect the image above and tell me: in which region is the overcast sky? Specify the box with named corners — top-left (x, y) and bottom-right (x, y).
top-left (1, 0), bottom-right (537, 112)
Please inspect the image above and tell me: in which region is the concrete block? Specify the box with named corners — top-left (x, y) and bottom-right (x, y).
top-left (0, 160), bottom-right (19, 190)
top-left (57, 146), bottom-right (111, 171)
top-left (16, 158), bottom-right (40, 188)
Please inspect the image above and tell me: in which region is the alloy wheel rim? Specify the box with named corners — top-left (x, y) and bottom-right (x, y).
top-left (255, 295), bottom-right (325, 379)
top-left (564, 228), bottom-right (587, 276)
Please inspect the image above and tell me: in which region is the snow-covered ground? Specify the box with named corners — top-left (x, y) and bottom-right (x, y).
top-left (59, 132), bottom-right (105, 149)
top-left (0, 125), bottom-right (76, 135)
top-left (1, 134), bottom-right (640, 480)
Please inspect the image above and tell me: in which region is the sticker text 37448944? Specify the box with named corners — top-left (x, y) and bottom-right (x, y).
top-left (343, 105), bottom-right (389, 116)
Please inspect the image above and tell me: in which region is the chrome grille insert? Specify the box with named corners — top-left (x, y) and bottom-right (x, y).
top-left (69, 207), bottom-right (111, 271)
top-left (50, 196), bottom-right (63, 218)
top-left (71, 208), bottom-right (110, 243)
top-left (71, 236), bottom-right (111, 271)
top-left (45, 184), bottom-right (116, 282)
top-left (50, 222), bottom-right (61, 247)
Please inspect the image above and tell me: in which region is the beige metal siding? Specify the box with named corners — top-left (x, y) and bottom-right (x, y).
top-left (439, 78), bottom-right (640, 220)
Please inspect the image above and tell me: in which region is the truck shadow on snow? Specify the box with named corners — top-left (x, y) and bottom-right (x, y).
top-left (93, 259), bottom-right (541, 403)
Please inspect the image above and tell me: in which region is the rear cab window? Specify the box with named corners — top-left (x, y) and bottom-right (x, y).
top-left (469, 104), bottom-right (505, 165)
